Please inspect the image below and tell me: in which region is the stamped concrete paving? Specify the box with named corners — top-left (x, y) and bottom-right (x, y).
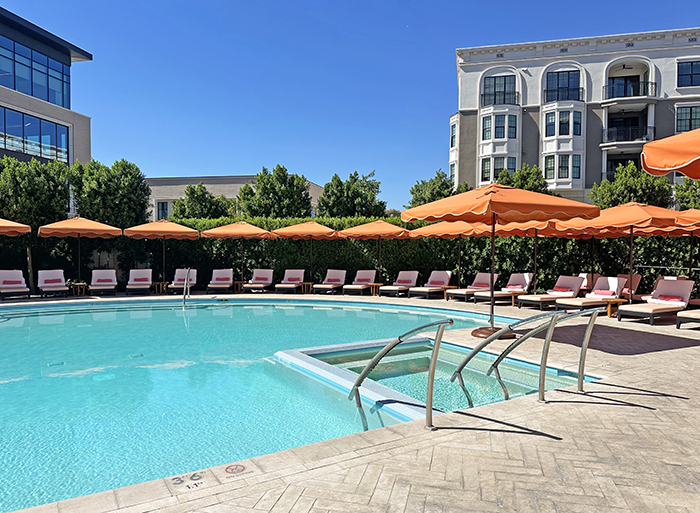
top-left (14, 295), bottom-right (700, 513)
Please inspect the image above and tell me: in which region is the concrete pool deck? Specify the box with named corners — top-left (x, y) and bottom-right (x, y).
top-left (11, 293), bottom-right (700, 513)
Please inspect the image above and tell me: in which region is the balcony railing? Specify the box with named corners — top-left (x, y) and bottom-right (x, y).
top-left (601, 126), bottom-right (655, 143)
top-left (481, 91), bottom-right (520, 107)
top-left (603, 81), bottom-right (657, 100)
top-left (543, 87), bottom-right (584, 103)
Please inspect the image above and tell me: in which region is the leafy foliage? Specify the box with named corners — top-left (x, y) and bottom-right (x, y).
top-left (172, 182), bottom-right (231, 219)
top-left (496, 164), bottom-right (554, 195)
top-left (407, 169), bottom-right (471, 208)
top-left (237, 165), bottom-right (312, 218)
top-left (675, 176), bottom-right (700, 210)
top-left (317, 171), bottom-right (386, 217)
top-left (588, 161), bottom-right (673, 208)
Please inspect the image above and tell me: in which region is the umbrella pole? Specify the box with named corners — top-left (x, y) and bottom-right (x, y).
top-left (162, 238), bottom-right (166, 281)
top-left (490, 213), bottom-right (495, 328)
top-left (378, 238), bottom-right (382, 275)
top-left (77, 236), bottom-right (81, 282)
top-left (458, 236), bottom-right (462, 288)
top-left (629, 226), bottom-right (634, 304)
top-left (241, 238), bottom-right (245, 281)
top-left (533, 230), bottom-right (538, 292)
top-left (591, 237), bottom-right (595, 277)
top-left (690, 231), bottom-right (695, 276)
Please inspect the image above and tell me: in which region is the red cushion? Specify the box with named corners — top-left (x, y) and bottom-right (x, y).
top-left (44, 278), bottom-right (62, 284)
top-left (96, 278), bottom-right (113, 283)
top-left (507, 284), bottom-right (523, 290)
top-left (473, 282), bottom-right (489, 288)
top-left (593, 289), bottom-right (615, 296)
top-left (553, 286), bottom-right (570, 292)
top-left (287, 277), bottom-right (301, 282)
top-left (658, 294), bottom-right (683, 302)
top-left (176, 278), bottom-right (185, 282)
top-left (255, 277), bottom-right (270, 282)
top-left (2, 280), bottom-right (22, 285)
top-left (621, 288), bottom-right (630, 294)
top-left (396, 279), bottom-right (411, 284)
top-left (356, 278), bottom-right (370, 283)
top-left (326, 278), bottom-right (341, 283)
top-left (133, 277), bottom-right (149, 282)
top-left (215, 277), bottom-right (230, 282)
top-left (428, 281), bottom-right (445, 286)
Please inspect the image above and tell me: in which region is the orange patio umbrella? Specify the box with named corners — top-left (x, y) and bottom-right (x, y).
top-left (339, 220), bottom-right (411, 275)
top-left (402, 184), bottom-right (600, 336)
top-left (124, 219), bottom-right (199, 280)
top-left (38, 217), bottom-right (122, 281)
top-left (641, 127), bottom-right (700, 179)
top-left (272, 221), bottom-right (343, 274)
top-left (202, 221), bottom-right (277, 280)
top-left (0, 218), bottom-right (31, 236)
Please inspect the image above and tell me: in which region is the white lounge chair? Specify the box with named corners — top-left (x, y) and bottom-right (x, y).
top-left (126, 269), bottom-right (152, 295)
top-left (207, 268), bottom-right (234, 294)
top-left (578, 273), bottom-right (601, 296)
top-left (378, 271), bottom-right (419, 297)
top-left (89, 269), bottom-right (117, 295)
top-left (313, 269), bottom-right (347, 294)
top-left (169, 268), bottom-right (197, 293)
top-left (242, 269), bottom-right (274, 293)
top-left (0, 270), bottom-right (30, 300)
top-left (446, 272), bottom-right (498, 302)
top-left (275, 269), bottom-right (305, 293)
top-left (517, 275), bottom-right (585, 310)
top-left (555, 276), bottom-right (627, 310)
top-left (619, 279), bottom-right (695, 325)
top-left (408, 271), bottom-right (453, 299)
top-left (343, 270), bottom-right (377, 295)
top-left (474, 273), bottom-right (532, 304)
top-left (38, 269), bottom-right (69, 298)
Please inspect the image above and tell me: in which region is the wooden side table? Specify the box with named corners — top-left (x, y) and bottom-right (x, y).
top-left (443, 285), bottom-right (457, 299)
top-left (301, 282), bottom-right (314, 294)
top-left (232, 281), bottom-right (244, 293)
top-left (602, 297), bottom-right (627, 317)
top-left (507, 290), bottom-right (528, 307)
top-left (369, 283), bottom-right (383, 296)
top-left (153, 281), bottom-right (168, 295)
top-left (71, 282), bottom-right (87, 297)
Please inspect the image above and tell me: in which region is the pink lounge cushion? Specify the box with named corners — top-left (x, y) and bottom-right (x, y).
top-left (593, 289), bottom-right (615, 296)
top-left (133, 277), bottom-right (149, 282)
top-left (254, 277), bottom-right (270, 282)
top-left (3, 280), bottom-right (22, 285)
top-left (427, 281), bottom-right (445, 286)
top-left (326, 278), bottom-right (341, 283)
top-left (473, 282), bottom-right (489, 288)
top-left (215, 277), bottom-right (230, 282)
top-left (175, 278), bottom-right (185, 282)
top-left (286, 277), bottom-right (301, 282)
top-left (396, 279), bottom-right (411, 284)
top-left (44, 278), bottom-right (62, 284)
top-left (658, 294), bottom-right (684, 302)
top-left (553, 286), bottom-right (571, 292)
top-left (507, 284), bottom-right (523, 290)
top-left (622, 287), bottom-right (631, 294)
top-left (355, 278), bottom-right (370, 283)
top-left (96, 278), bottom-right (114, 283)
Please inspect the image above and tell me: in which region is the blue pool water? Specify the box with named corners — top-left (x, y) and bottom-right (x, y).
top-left (0, 298), bottom-right (490, 512)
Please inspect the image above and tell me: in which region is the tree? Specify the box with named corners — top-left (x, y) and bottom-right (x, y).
top-left (318, 171), bottom-right (386, 217)
top-left (588, 161), bottom-right (673, 209)
top-left (385, 208), bottom-right (401, 217)
top-left (73, 159), bottom-right (151, 228)
top-left (237, 165), bottom-right (312, 217)
top-left (675, 177), bottom-right (700, 210)
top-left (407, 170), bottom-right (452, 207)
top-left (497, 164), bottom-right (553, 194)
top-left (172, 182), bottom-right (231, 219)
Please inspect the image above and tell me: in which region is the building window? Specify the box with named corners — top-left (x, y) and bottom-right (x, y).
top-left (508, 115), bottom-right (517, 138)
top-left (545, 70), bottom-right (581, 102)
top-left (573, 111), bottom-right (582, 136)
top-left (450, 124), bottom-right (456, 148)
top-left (481, 159), bottom-right (491, 182)
top-left (157, 202), bottom-right (169, 220)
top-left (544, 156), bottom-right (555, 179)
top-left (0, 35), bottom-right (71, 108)
top-left (483, 75), bottom-right (517, 106)
top-left (493, 157), bottom-right (505, 179)
top-left (677, 106), bottom-right (700, 132)
top-left (678, 61), bottom-right (700, 87)
top-left (449, 163), bottom-right (455, 183)
top-left (0, 107), bottom-right (68, 162)
top-left (545, 113), bottom-right (556, 137)
top-left (482, 116), bottom-right (492, 140)
top-left (494, 115), bottom-right (505, 139)
top-left (572, 155), bottom-right (581, 179)
top-left (559, 111), bottom-right (570, 136)
top-left (558, 155), bottom-right (569, 179)
top-left (507, 157), bottom-right (517, 174)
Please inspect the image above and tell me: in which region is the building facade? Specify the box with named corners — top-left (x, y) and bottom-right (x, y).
top-left (146, 175), bottom-right (325, 220)
top-left (0, 7), bottom-right (91, 166)
top-left (450, 28), bottom-right (700, 201)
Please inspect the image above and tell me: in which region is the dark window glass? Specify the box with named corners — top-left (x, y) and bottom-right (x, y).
top-left (31, 51), bottom-right (47, 66)
top-left (48, 76), bottom-right (63, 106)
top-left (507, 157), bottom-right (517, 174)
top-left (573, 111), bottom-right (582, 136)
top-left (545, 156), bottom-right (555, 179)
top-left (0, 107), bottom-right (4, 149)
top-left (5, 109), bottom-right (22, 151)
top-left (558, 155), bottom-right (569, 179)
top-left (493, 157), bottom-right (505, 179)
top-left (481, 159), bottom-right (491, 182)
top-left (559, 111), bottom-right (570, 136)
top-left (157, 202), bottom-right (169, 220)
top-left (482, 116), bottom-right (491, 140)
top-left (677, 106), bottom-right (700, 132)
top-left (48, 58), bottom-right (62, 71)
top-left (48, 67), bottom-right (61, 79)
top-left (23, 114), bottom-right (40, 156)
top-left (32, 70), bottom-right (48, 100)
top-left (483, 75), bottom-right (517, 105)
top-left (0, 55), bottom-right (13, 89)
top-left (508, 115), bottom-right (517, 138)
top-left (15, 62), bottom-right (31, 95)
top-left (0, 46), bottom-right (11, 59)
top-left (14, 43), bottom-right (30, 59)
top-left (678, 61), bottom-right (700, 87)
top-left (449, 163), bottom-right (455, 182)
top-left (41, 119), bottom-right (56, 159)
top-left (450, 124), bottom-right (456, 148)
top-left (546, 70), bottom-right (581, 101)
top-left (545, 112), bottom-right (555, 137)
top-left (572, 155), bottom-right (581, 179)
top-left (0, 35), bottom-right (12, 50)
top-left (56, 124), bottom-right (68, 162)
top-left (494, 115), bottom-right (505, 138)
top-left (63, 83), bottom-right (70, 109)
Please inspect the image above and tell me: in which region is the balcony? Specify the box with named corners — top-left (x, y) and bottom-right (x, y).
top-left (603, 81), bottom-right (656, 100)
top-left (543, 88), bottom-right (583, 103)
top-left (601, 126), bottom-right (655, 143)
top-left (481, 92), bottom-right (520, 107)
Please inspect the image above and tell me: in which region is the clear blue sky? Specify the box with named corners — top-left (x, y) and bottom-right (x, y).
top-left (4, 0), bottom-right (698, 209)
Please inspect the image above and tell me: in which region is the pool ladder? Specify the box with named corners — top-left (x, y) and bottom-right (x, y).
top-left (182, 268), bottom-right (192, 307)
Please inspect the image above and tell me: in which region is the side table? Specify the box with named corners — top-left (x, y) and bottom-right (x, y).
top-left (507, 290), bottom-right (528, 307)
top-left (153, 281), bottom-right (169, 295)
top-left (71, 282), bottom-right (87, 297)
top-left (443, 285), bottom-right (457, 299)
top-left (232, 281), bottom-right (244, 293)
top-left (301, 282), bottom-right (314, 294)
top-left (368, 283), bottom-right (383, 296)
top-left (602, 297), bottom-right (627, 317)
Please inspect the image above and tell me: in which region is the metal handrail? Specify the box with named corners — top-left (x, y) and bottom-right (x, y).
top-left (348, 319), bottom-right (454, 430)
top-left (182, 268), bottom-right (191, 307)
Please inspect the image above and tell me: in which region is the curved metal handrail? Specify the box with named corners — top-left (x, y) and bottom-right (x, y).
top-left (182, 268), bottom-right (191, 307)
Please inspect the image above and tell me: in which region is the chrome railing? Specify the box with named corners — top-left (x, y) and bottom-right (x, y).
top-left (601, 126), bottom-right (655, 143)
top-left (603, 81), bottom-right (656, 100)
top-left (543, 87), bottom-right (584, 103)
top-left (481, 91), bottom-right (520, 107)
top-left (182, 268), bottom-right (191, 307)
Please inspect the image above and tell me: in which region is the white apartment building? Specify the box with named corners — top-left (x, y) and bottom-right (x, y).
top-left (449, 28), bottom-right (700, 201)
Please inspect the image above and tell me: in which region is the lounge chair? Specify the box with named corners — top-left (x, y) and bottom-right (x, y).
top-left (207, 268), bottom-right (234, 294)
top-left (517, 275), bottom-right (584, 310)
top-left (242, 269), bottom-right (274, 293)
top-left (169, 268), bottom-right (197, 293)
top-left (313, 269), bottom-right (347, 294)
top-left (89, 269), bottom-right (117, 296)
top-left (676, 309), bottom-right (700, 329)
top-left (618, 273), bottom-right (641, 301)
top-left (555, 276), bottom-right (627, 310)
top-left (633, 275), bottom-right (686, 302)
top-left (474, 273), bottom-right (532, 304)
top-left (126, 269), bottom-right (152, 295)
top-left (275, 269), bottom-right (305, 293)
top-left (0, 270), bottom-right (30, 300)
top-left (342, 270), bottom-right (377, 295)
top-left (618, 279), bottom-right (695, 325)
top-left (408, 271), bottom-right (453, 299)
top-left (378, 271), bottom-right (419, 297)
top-left (446, 272), bottom-right (498, 302)
top-left (578, 273), bottom-right (600, 296)
top-left (38, 269), bottom-right (69, 298)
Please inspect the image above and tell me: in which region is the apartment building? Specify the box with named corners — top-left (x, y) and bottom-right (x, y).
top-left (0, 7), bottom-right (91, 166)
top-left (449, 28), bottom-right (700, 201)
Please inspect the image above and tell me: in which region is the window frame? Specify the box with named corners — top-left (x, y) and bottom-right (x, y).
top-left (507, 157), bottom-right (517, 174)
top-left (572, 155), bottom-right (581, 179)
top-left (544, 155), bottom-right (555, 179)
top-left (508, 115), bottom-right (517, 138)
top-left (677, 105), bottom-right (700, 132)
top-left (545, 112), bottom-right (556, 137)
top-left (558, 155), bottom-right (570, 179)
top-left (573, 111), bottom-right (582, 136)
top-left (482, 116), bottom-right (492, 140)
top-left (559, 111), bottom-right (570, 136)
top-left (493, 156), bottom-right (505, 179)
top-left (481, 159), bottom-right (491, 182)
top-left (678, 61), bottom-right (700, 88)
top-left (450, 124), bottom-right (456, 148)
top-left (494, 115), bottom-right (505, 139)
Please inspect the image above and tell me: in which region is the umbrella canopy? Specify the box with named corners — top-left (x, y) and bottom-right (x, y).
top-left (339, 220), bottom-right (411, 239)
top-left (38, 217), bottom-right (122, 238)
top-left (556, 202), bottom-right (680, 235)
top-left (202, 221), bottom-right (276, 239)
top-left (409, 221), bottom-right (477, 238)
top-left (124, 219), bottom-right (199, 240)
top-left (0, 218), bottom-right (31, 236)
top-left (271, 221), bottom-right (341, 240)
top-left (641, 127), bottom-right (700, 179)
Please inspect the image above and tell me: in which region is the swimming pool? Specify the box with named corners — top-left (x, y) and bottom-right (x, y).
top-left (0, 298), bottom-right (495, 512)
